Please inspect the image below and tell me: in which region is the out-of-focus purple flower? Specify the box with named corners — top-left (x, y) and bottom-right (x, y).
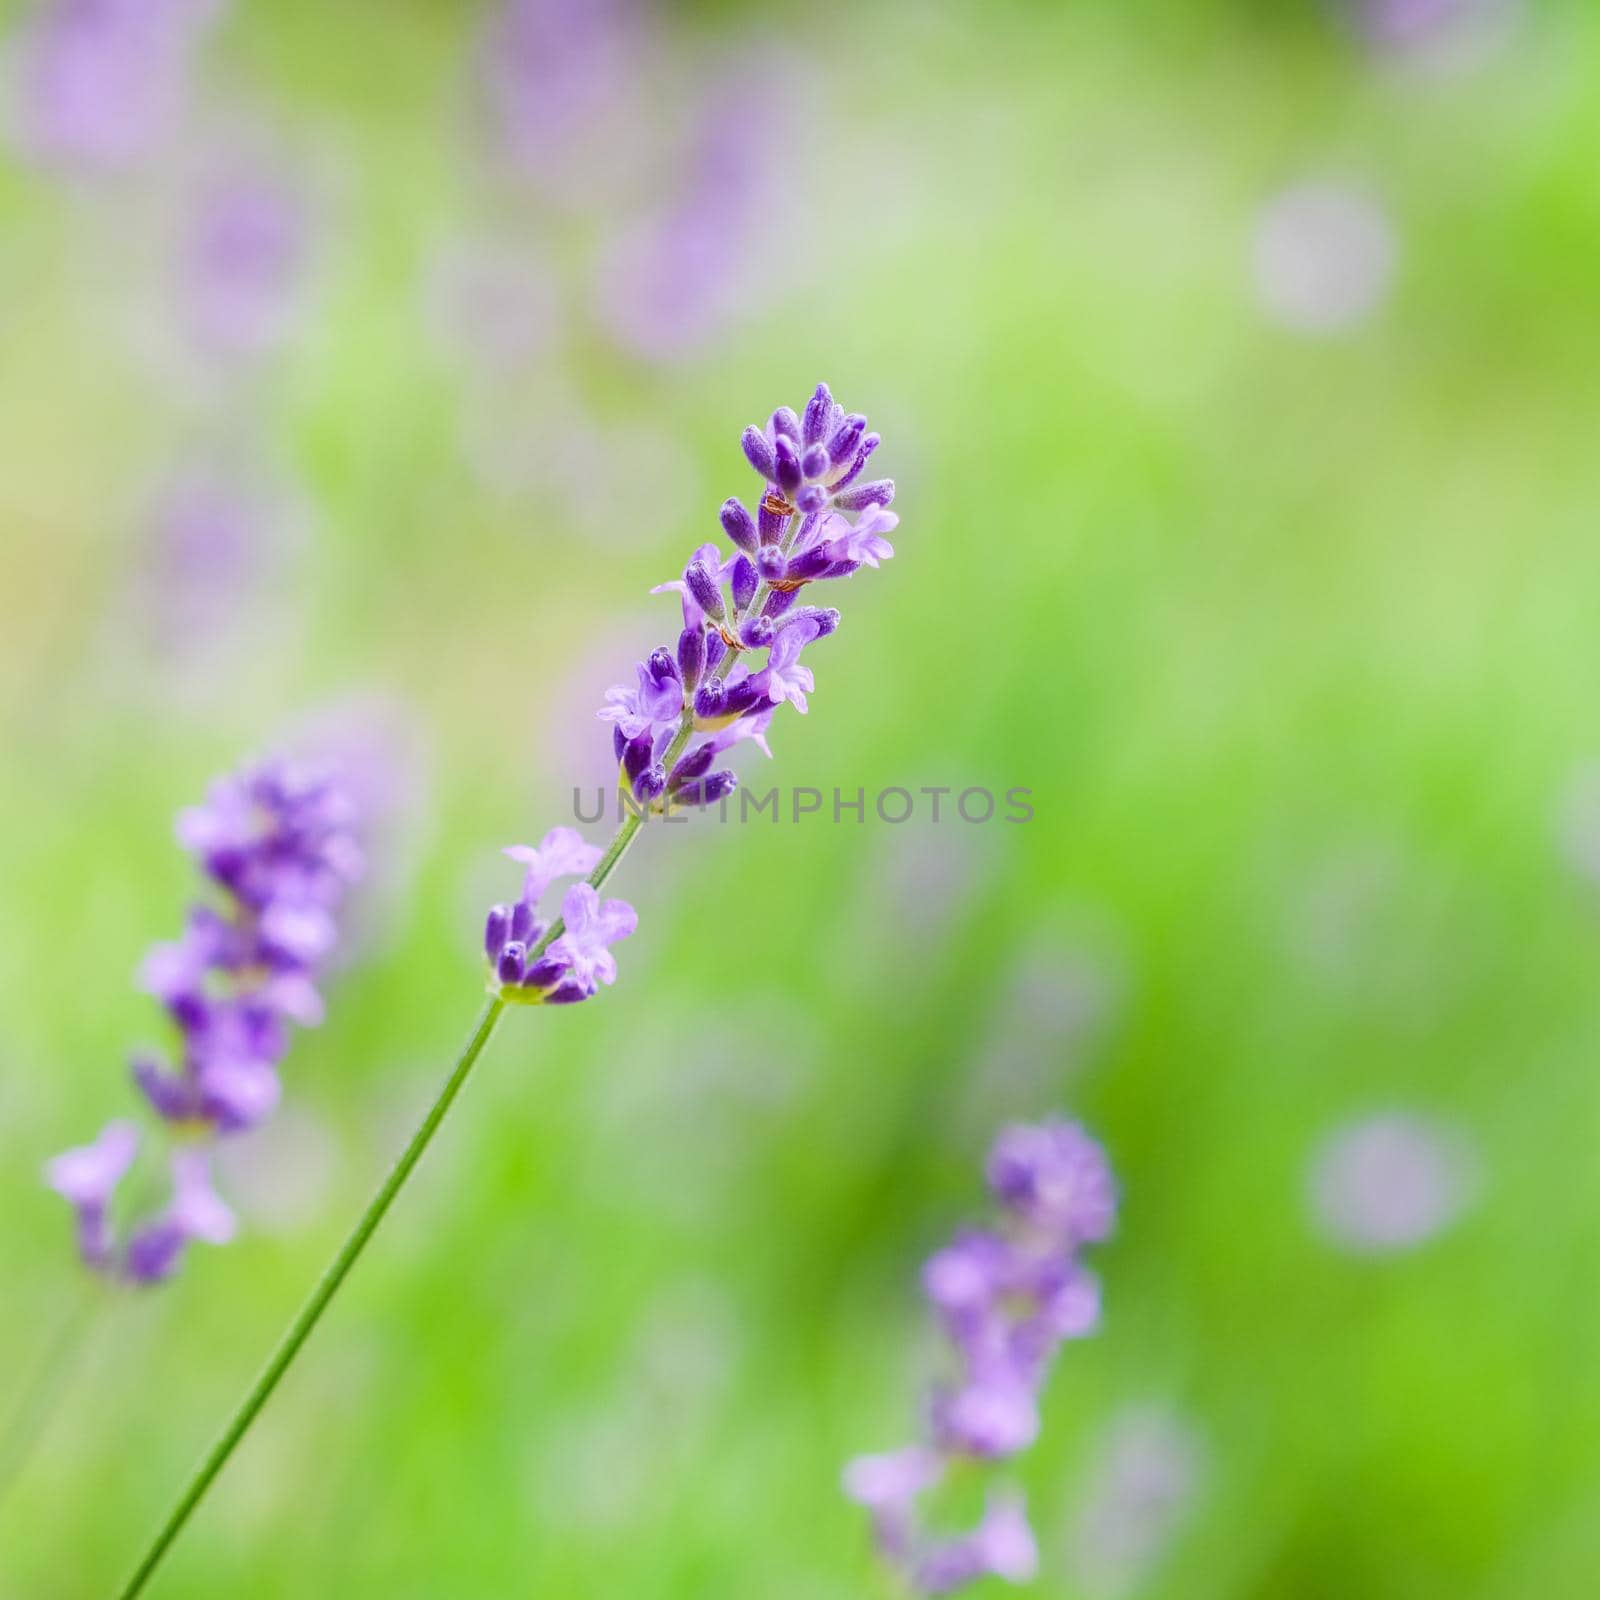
top-left (43, 1120), bottom-right (139, 1269)
top-left (1342, 0), bottom-right (1519, 68)
top-left (1067, 1407), bottom-right (1203, 1599)
top-left (180, 163), bottom-right (311, 356)
top-left (1253, 181), bottom-right (1397, 336)
top-left (8, 0), bottom-right (227, 173)
top-left (477, 0), bottom-right (641, 186)
top-left (593, 73), bottom-right (775, 363)
top-left (1309, 1111), bottom-right (1477, 1254)
top-left (45, 753), bottom-right (362, 1284)
top-left (846, 1118), bottom-right (1117, 1594)
top-left (130, 466), bottom-right (303, 674)
top-left (914, 1493), bottom-right (1039, 1595)
top-left (987, 1118), bottom-right (1118, 1244)
top-left (125, 1148), bottom-right (237, 1284)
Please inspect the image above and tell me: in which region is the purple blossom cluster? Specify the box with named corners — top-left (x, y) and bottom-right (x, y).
top-left (602, 382), bottom-right (896, 813)
top-left (481, 384), bottom-right (896, 1007)
top-left (9, 0), bottom-right (227, 174)
top-left (845, 1119), bottom-right (1118, 1595)
top-left (44, 757), bottom-right (361, 1284)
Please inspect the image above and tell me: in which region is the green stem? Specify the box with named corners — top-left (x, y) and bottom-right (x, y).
top-left (114, 996), bottom-right (506, 1599)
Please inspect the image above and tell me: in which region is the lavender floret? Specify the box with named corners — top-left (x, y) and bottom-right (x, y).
top-left (45, 754), bottom-right (361, 1284)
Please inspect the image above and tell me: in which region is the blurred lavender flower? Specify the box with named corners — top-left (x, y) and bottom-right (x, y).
top-left (179, 162), bottom-right (311, 357)
top-left (476, 0), bottom-right (642, 189)
top-left (45, 754), bottom-right (362, 1283)
top-left (846, 1118), bottom-right (1118, 1595)
top-left (1253, 181), bottom-right (1397, 336)
top-left (124, 463), bottom-right (306, 697)
top-left (1067, 1408), bottom-right (1204, 1598)
top-left (593, 74), bottom-right (773, 363)
top-left (1309, 1112), bottom-right (1478, 1254)
top-left (8, 0), bottom-right (227, 173)
top-left (1341, 0), bottom-right (1519, 65)
top-left (43, 1120), bottom-right (139, 1269)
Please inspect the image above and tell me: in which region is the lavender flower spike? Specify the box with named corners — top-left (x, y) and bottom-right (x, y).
top-left (845, 1117), bottom-right (1117, 1595)
top-left (44, 754), bottom-right (361, 1286)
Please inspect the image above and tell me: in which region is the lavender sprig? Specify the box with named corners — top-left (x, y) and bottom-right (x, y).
top-left (845, 1120), bottom-right (1117, 1595)
top-left (116, 384), bottom-right (898, 1596)
top-left (46, 756), bottom-right (361, 1286)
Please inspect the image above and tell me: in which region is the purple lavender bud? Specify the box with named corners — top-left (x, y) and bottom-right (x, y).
top-left (721, 678), bottom-right (766, 719)
top-left (828, 415), bottom-right (866, 465)
top-left (785, 546), bottom-right (834, 583)
top-left (720, 496), bottom-right (758, 553)
top-left (826, 559), bottom-right (863, 580)
top-left (758, 496), bottom-right (789, 546)
top-left (800, 442), bottom-right (830, 480)
top-left (646, 646), bottom-right (679, 688)
top-left (522, 955), bottom-right (568, 990)
top-left (832, 432), bottom-right (880, 491)
top-left (622, 730), bottom-right (653, 785)
top-left (756, 545), bottom-right (786, 584)
top-left (731, 554), bottom-right (757, 613)
top-left (497, 940), bottom-right (528, 986)
top-left (509, 900), bottom-right (540, 945)
top-left (741, 425), bottom-right (775, 480)
top-left (802, 382), bottom-right (835, 446)
top-left (795, 485), bottom-right (828, 514)
top-left (739, 616), bottom-right (774, 649)
top-left (704, 630), bottom-right (727, 672)
top-left (987, 1120), bottom-right (1117, 1244)
top-left (773, 434), bottom-right (803, 498)
top-left (633, 764), bottom-right (667, 804)
top-left (770, 406), bottom-right (801, 442)
top-left (126, 1222), bottom-right (187, 1286)
top-left (677, 626), bottom-right (705, 691)
top-left (676, 769), bottom-right (738, 806)
top-left (612, 724), bottom-right (628, 761)
top-left (132, 1054), bottom-right (196, 1122)
top-left (684, 559), bottom-right (726, 621)
top-left (695, 679), bottom-right (727, 720)
top-left (763, 587), bottom-right (800, 620)
top-left (485, 904), bottom-right (512, 960)
top-left (669, 745), bottom-right (715, 788)
top-left (778, 605), bottom-right (841, 637)
top-left (833, 478), bottom-right (895, 512)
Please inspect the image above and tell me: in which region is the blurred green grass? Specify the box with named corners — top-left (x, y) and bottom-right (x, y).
top-left (4, 1), bottom-right (1600, 1595)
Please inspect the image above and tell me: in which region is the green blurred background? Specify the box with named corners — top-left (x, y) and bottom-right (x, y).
top-left (4, 0), bottom-right (1600, 1594)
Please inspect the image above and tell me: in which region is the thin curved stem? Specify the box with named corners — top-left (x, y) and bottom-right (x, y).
top-left (116, 804), bottom-right (656, 1597)
top-left (115, 997), bottom-right (505, 1599)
